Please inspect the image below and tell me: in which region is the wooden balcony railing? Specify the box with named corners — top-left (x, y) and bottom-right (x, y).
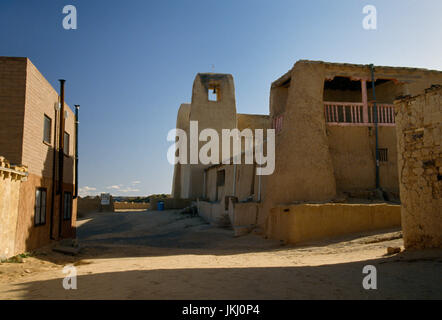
top-left (324, 101), bottom-right (395, 126)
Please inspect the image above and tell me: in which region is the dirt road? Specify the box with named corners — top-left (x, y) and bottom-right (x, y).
top-left (0, 210), bottom-right (441, 299)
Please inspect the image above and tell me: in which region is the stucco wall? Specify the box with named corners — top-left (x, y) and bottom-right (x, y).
top-left (261, 61), bottom-right (338, 225)
top-left (171, 103), bottom-right (190, 199)
top-left (197, 200), bottom-right (228, 227)
top-left (328, 126), bottom-right (398, 192)
top-left (266, 203), bottom-right (401, 244)
top-left (0, 158), bottom-right (27, 259)
top-left (395, 86), bottom-right (442, 249)
top-left (259, 60), bottom-right (442, 226)
top-left (187, 73), bottom-right (237, 199)
top-left (228, 200), bottom-right (259, 227)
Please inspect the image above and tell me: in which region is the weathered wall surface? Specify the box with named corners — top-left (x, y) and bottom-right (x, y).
top-left (171, 103), bottom-right (190, 198)
top-left (266, 203), bottom-right (401, 244)
top-left (186, 73), bottom-right (237, 199)
top-left (328, 126), bottom-right (398, 192)
top-left (0, 157), bottom-right (27, 259)
top-left (237, 114), bottom-right (270, 131)
top-left (259, 60), bottom-right (442, 226)
top-left (228, 200), bottom-right (258, 226)
top-left (261, 61), bottom-right (338, 225)
top-left (395, 86), bottom-right (442, 249)
top-left (197, 200), bottom-right (229, 227)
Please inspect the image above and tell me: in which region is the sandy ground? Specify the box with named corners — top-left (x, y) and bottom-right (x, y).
top-left (0, 209), bottom-right (441, 300)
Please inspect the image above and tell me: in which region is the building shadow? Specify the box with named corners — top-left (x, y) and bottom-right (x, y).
top-left (3, 252), bottom-right (442, 300)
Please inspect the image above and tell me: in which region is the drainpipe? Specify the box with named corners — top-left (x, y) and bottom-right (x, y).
top-left (50, 103), bottom-right (59, 240)
top-left (233, 164), bottom-right (237, 197)
top-left (257, 148), bottom-right (262, 202)
top-left (58, 79), bottom-right (66, 239)
top-left (203, 169), bottom-right (206, 199)
top-left (73, 105), bottom-right (79, 199)
top-left (369, 65), bottom-right (380, 189)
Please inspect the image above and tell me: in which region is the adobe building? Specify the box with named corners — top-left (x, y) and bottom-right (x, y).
top-left (395, 86), bottom-right (442, 249)
top-left (262, 61), bottom-right (442, 243)
top-left (199, 114), bottom-right (270, 229)
top-left (172, 60), bottom-right (442, 245)
top-left (172, 73), bottom-right (238, 200)
top-left (0, 57), bottom-right (78, 258)
top-left (171, 73), bottom-right (270, 229)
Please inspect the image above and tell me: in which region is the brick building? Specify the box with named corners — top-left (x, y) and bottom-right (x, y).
top-left (0, 57), bottom-right (78, 256)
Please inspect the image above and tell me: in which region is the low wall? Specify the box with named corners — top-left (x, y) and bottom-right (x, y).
top-left (266, 203), bottom-right (401, 244)
top-left (150, 198), bottom-right (191, 211)
top-left (114, 202), bottom-right (150, 210)
top-left (0, 157), bottom-right (28, 259)
top-left (197, 200), bottom-right (227, 226)
top-left (229, 200), bottom-right (259, 226)
top-left (78, 196), bottom-right (114, 214)
top-left (77, 197), bottom-right (101, 214)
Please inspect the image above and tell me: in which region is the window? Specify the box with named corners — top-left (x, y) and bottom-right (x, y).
top-left (378, 148), bottom-right (388, 162)
top-left (208, 86), bottom-right (219, 102)
top-left (64, 192), bottom-right (72, 220)
top-left (34, 188), bottom-right (47, 226)
top-left (217, 170), bottom-right (225, 187)
top-left (64, 132), bottom-right (70, 155)
top-left (43, 115), bottom-right (52, 144)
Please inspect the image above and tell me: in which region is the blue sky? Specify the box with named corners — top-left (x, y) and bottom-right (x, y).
top-left (1, 0), bottom-right (441, 196)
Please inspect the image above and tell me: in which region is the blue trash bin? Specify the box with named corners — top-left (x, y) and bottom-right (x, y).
top-left (157, 201), bottom-right (165, 211)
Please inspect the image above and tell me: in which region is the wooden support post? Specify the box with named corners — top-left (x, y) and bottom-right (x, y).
top-left (361, 79), bottom-right (369, 123)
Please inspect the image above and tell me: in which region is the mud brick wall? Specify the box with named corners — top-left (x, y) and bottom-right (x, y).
top-left (395, 86), bottom-right (442, 249)
top-left (0, 157), bottom-right (28, 259)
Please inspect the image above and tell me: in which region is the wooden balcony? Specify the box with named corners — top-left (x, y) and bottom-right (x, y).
top-left (324, 101), bottom-right (395, 126)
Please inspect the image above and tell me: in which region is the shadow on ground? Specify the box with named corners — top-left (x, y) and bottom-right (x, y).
top-left (29, 209), bottom-right (406, 265)
top-left (4, 252), bottom-right (442, 299)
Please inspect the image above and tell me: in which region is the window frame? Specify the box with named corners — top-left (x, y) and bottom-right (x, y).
top-left (34, 188), bottom-right (47, 227)
top-left (216, 169), bottom-right (226, 187)
top-left (378, 148), bottom-right (388, 162)
top-left (63, 191), bottom-right (73, 221)
top-left (208, 85), bottom-right (220, 102)
top-left (43, 114), bottom-right (52, 145)
top-left (63, 131), bottom-right (70, 156)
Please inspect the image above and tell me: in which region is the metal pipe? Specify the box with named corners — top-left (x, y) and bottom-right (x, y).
top-left (203, 169), bottom-right (206, 199)
top-left (74, 105), bottom-right (79, 199)
top-left (58, 79), bottom-right (66, 239)
top-left (370, 64), bottom-right (380, 189)
top-left (257, 145), bottom-right (262, 202)
top-left (50, 103), bottom-right (58, 240)
top-left (233, 164), bottom-right (237, 197)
